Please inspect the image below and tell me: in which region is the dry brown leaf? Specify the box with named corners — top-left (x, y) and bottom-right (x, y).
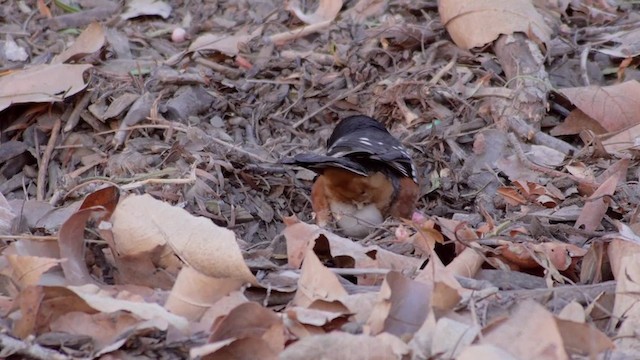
top-left (188, 27), bottom-right (262, 57)
top-left (602, 122), bottom-right (640, 154)
top-left (58, 186), bottom-right (119, 285)
top-left (0, 191), bottom-right (16, 235)
top-left (66, 284), bottom-right (189, 332)
top-left (49, 311), bottom-right (139, 351)
top-left (14, 286), bottom-right (96, 338)
top-left (555, 318), bottom-right (613, 356)
top-left (191, 338), bottom-right (278, 360)
top-left (189, 302), bottom-right (284, 359)
top-left (121, 0), bottom-right (172, 20)
top-left (608, 238), bottom-right (640, 352)
top-left (0, 64), bottom-right (92, 112)
top-left (457, 344), bottom-right (519, 360)
top-left (4, 255), bottom-right (61, 288)
top-left (482, 300), bottom-right (568, 360)
top-left (575, 159), bottom-right (628, 231)
top-left (497, 187), bottom-right (527, 206)
top-left (286, 306), bottom-right (348, 328)
top-left (431, 317), bottom-right (481, 358)
top-left (344, 0), bottom-right (386, 23)
top-left (292, 248), bottom-right (348, 308)
top-left (366, 271), bottom-right (432, 337)
top-left (52, 22), bottom-right (106, 64)
top-left (58, 206), bottom-right (106, 285)
top-left (283, 219), bottom-right (422, 284)
top-left (551, 109), bottom-right (607, 136)
top-left (164, 266), bottom-right (245, 321)
top-left (280, 332), bottom-right (409, 359)
top-left (560, 81), bottom-right (640, 132)
top-left (287, 0), bottom-right (343, 25)
top-left (439, 0), bottom-right (552, 49)
top-left (110, 194), bottom-right (256, 284)
top-left (198, 291), bottom-right (249, 329)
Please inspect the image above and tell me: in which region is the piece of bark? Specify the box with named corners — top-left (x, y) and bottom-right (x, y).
top-left (492, 34), bottom-right (576, 155)
top-left (163, 85), bottom-right (216, 121)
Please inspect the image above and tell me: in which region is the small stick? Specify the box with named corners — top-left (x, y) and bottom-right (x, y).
top-left (63, 90), bottom-right (92, 132)
top-left (37, 116), bottom-right (61, 201)
top-left (292, 83), bottom-right (365, 129)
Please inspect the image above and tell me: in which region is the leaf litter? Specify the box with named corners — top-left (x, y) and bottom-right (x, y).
top-left (1, 0), bottom-right (640, 358)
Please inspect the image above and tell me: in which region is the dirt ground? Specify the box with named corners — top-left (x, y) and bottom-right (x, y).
top-left (2, 0), bottom-right (640, 358)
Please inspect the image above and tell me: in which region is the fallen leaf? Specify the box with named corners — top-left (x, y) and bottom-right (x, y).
top-left (188, 27), bottom-right (262, 57)
top-left (431, 317), bottom-right (481, 358)
top-left (287, 0), bottom-right (343, 25)
top-left (164, 266), bottom-right (245, 321)
top-left (121, 0), bottom-right (172, 20)
top-left (575, 159), bottom-right (628, 231)
top-left (560, 81), bottom-right (640, 132)
top-left (366, 271), bottom-right (432, 337)
top-left (0, 191), bottom-right (16, 235)
top-left (292, 248), bottom-right (348, 308)
top-left (551, 109), bottom-right (607, 136)
top-left (482, 300), bottom-right (568, 359)
top-left (555, 318), bottom-right (613, 356)
top-left (0, 64), bottom-right (92, 112)
top-left (53, 22), bottom-right (106, 64)
top-left (439, 0), bottom-right (552, 49)
top-left (66, 284), bottom-right (189, 332)
top-left (110, 194), bottom-right (256, 284)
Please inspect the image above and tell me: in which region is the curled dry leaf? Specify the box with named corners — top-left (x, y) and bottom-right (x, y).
top-left (292, 248), bottom-right (348, 308)
top-left (111, 194), bottom-right (256, 283)
top-left (58, 186), bottom-right (120, 286)
top-left (283, 219), bottom-right (423, 285)
top-left (438, 0), bottom-right (552, 50)
top-left (288, 0), bottom-right (343, 25)
top-left (164, 266), bottom-right (245, 321)
top-left (190, 302), bottom-right (284, 359)
top-left (575, 159), bottom-right (629, 232)
top-left (0, 63), bottom-right (92, 112)
top-left (366, 271), bottom-right (432, 337)
top-left (53, 22), bottom-right (106, 64)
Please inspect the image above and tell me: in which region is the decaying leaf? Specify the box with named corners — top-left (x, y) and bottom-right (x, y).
top-left (439, 0), bottom-right (552, 49)
top-left (287, 0), bottom-right (343, 25)
top-left (0, 64), bottom-right (92, 112)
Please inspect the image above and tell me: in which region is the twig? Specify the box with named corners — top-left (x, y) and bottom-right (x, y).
top-left (269, 21), bottom-right (332, 46)
top-left (0, 333), bottom-right (69, 360)
top-left (580, 46), bottom-right (591, 86)
top-left (0, 234), bottom-right (57, 241)
top-left (292, 83), bottom-right (365, 129)
top-left (37, 116), bottom-right (61, 202)
top-left (63, 90), bottom-right (92, 132)
top-left (508, 117), bottom-right (577, 155)
top-left (507, 133), bottom-right (588, 185)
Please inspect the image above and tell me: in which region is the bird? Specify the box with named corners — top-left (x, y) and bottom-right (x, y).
top-left (282, 115), bottom-right (419, 238)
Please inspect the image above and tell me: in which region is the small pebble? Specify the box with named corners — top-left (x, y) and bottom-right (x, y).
top-left (171, 28), bottom-right (187, 43)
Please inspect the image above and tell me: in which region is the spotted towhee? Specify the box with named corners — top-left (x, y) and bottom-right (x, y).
top-left (283, 115), bottom-right (419, 237)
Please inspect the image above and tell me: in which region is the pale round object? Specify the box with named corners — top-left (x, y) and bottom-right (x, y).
top-left (171, 28), bottom-right (187, 43)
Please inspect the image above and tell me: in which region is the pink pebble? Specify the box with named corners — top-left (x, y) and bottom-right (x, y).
top-left (172, 28), bottom-right (187, 43)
